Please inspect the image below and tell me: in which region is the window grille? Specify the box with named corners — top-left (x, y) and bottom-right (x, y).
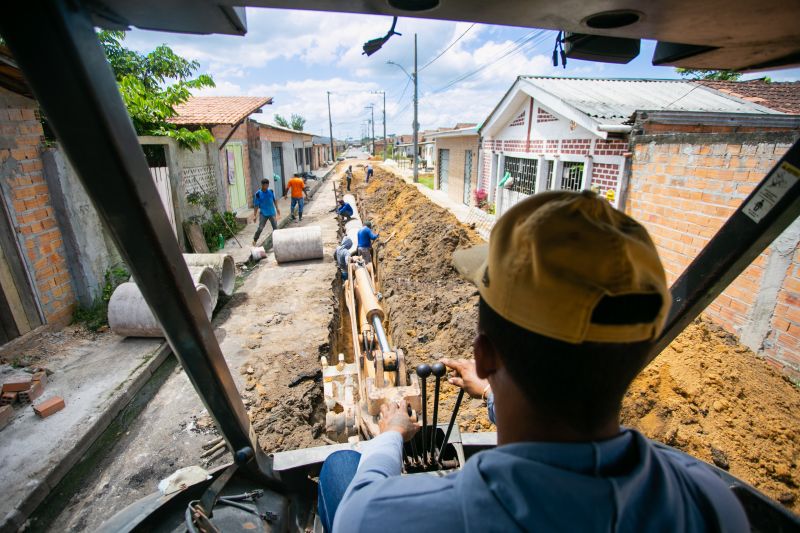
top-left (561, 162), bottom-right (584, 191)
top-left (504, 156), bottom-right (537, 195)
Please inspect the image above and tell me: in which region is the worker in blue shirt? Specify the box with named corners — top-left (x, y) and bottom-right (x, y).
top-left (365, 163), bottom-right (373, 183)
top-left (318, 190), bottom-right (748, 533)
top-left (356, 221), bottom-right (378, 263)
top-left (252, 178), bottom-right (280, 246)
top-left (336, 200), bottom-right (354, 220)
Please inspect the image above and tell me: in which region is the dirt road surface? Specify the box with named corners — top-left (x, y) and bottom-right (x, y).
top-left (49, 172), bottom-right (339, 531)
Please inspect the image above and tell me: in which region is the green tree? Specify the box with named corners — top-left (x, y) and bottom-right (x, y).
top-left (274, 113), bottom-right (306, 131)
top-left (98, 31), bottom-right (216, 150)
top-left (676, 68), bottom-right (742, 81)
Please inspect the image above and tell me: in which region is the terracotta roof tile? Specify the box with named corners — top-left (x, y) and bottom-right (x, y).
top-left (168, 96), bottom-right (273, 125)
top-left (697, 80), bottom-right (800, 114)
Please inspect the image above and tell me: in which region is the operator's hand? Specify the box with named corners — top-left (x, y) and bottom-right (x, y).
top-left (442, 358), bottom-right (490, 399)
top-left (379, 400), bottom-right (419, 441)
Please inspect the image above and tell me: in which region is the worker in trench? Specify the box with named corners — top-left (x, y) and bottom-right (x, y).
top-left (317, 190), bottom-right (748, 532)
top-left (333, 236), bottom-right (352, 281)
top-left (356, 221), bottom-right (379, 264)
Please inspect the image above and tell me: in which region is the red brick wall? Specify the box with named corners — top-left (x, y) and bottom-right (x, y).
top-left (591, 162), bottom-right (620, 192)
top-left (0, 87), bottom-right (75, 325)
top-left (625, 136), bottom-right (800, 375)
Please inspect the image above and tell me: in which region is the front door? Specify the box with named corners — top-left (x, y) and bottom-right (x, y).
top-left (226, 144), bottom-right (247, 211)
top-left (463, 150), bottom-right (473, 205)
top-left (438, 149), bottom-right (450, 192)
top-left (271, 145), bottom-right (285, 198)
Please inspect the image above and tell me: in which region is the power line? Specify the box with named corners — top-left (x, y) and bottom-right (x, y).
top-left (419, 23), bottom-right (475, 72)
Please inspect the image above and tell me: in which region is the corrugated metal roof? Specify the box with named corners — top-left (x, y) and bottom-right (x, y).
top-left (521, 77), bottom-right (780, 124)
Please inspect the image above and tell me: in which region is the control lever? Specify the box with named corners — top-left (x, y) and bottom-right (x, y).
top-left (406, 404), bottom-right (420, 467)
top-left (430, 362), bottom-right (446, 463)
top-left (438, 387), bottom-right (464, 464)
top-left (416, 364), bottom-right (431, 463)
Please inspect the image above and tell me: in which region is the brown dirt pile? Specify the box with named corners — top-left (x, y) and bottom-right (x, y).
top-left (622, 320), bottom-right (800, 511)
top-left (360, 166), bottom-right (800, 512)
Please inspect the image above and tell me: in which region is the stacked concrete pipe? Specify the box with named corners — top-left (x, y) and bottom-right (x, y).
top-left (187, 265), bottom-right (219, 309)
top-left (273, 226), bottom-right (324, 263)
top-left (183, 253), bottom-right (235, 297)
top-left (108, 282), bottom-right (213, 338)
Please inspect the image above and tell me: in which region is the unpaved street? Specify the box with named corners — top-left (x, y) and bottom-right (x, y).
top-left (50, 171), bottom-right (340, 531)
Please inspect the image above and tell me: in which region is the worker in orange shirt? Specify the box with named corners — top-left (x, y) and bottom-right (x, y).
top-left (287, 173), bottom-right (309, 222)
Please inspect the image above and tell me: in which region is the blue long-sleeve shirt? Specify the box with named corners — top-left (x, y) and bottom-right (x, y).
top-left (333, 395), bottom-right (748, 533)
top-left (357, 226), bottom-right (378, 248)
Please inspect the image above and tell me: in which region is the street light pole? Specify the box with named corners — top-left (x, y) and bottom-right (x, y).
top-left (370, 104), bottom-right (375, 157)
top-left (370, 90), bottom-right (387, 161)
top-left (327, 91), bottom-right (335, 162)
top-left (412, 33), bottom-right (419, 183)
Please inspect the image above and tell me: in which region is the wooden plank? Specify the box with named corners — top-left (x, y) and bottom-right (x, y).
top-left (0, 234), bottom-right (31, 336)
top-left (183, 221), bottom-right (209, 253)
top-left (0, 192), bottom-right (42, 327)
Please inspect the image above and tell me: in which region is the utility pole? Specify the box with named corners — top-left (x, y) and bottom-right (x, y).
top-left (326, 91), bottom-right (335, 162)
top-left (412, 33), bottom-right (419, 182)
top-left (371, 91), bottom-right (386, 160)
top-left (365, 104), bottom-right (375, 157)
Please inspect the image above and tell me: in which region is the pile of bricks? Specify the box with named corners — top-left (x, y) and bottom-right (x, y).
top-left (0, 368), bottom-right (64, 430)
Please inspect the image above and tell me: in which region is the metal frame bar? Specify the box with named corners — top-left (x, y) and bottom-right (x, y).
top-left (0, 0), bottom-right (276, 481)
top-left (648, 138), bottom-right (800, 364)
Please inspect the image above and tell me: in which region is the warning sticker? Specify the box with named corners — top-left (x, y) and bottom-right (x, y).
top-left (742, 162), bottom-right (799, 223)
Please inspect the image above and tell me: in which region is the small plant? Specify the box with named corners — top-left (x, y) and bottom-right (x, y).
top-left (74, 264), bottom-right (130, 331)
top-left (474, 188), bottom-right (489, 210)
top-left (201, 211), bottom-right (243, 251)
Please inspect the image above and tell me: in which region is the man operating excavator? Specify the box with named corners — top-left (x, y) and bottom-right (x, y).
top-left (318, 189), bottom-right (748, 532)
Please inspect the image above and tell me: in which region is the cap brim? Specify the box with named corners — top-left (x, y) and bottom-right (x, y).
top-left (452, 244), bottom-right (489, 286)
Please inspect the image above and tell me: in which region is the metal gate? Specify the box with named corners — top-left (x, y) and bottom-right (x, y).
top-left (438, 149), bottom-right (450, 192)
top-left (149, 166), bottom-right (177, 235)
top-left (463, 150), bottom-right (473, 204)
top-left (561, 162), bottom-right (585, 191)
top-left (271, 145), bottom-right (284, 198)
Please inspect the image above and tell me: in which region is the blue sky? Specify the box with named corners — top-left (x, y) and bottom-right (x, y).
top-left (124, 7), bottom-right (800, 140)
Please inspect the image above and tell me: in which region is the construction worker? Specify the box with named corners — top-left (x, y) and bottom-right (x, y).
top-left (356, 221), bottom-right (378, 264)
top-left (346, 165), bottom-right (353, 191)
top-left (336, 199), bottom-right (354, 221)
top-left (333, 236), bottom-right (352, 281)
top-left (365, 163), bottom-right (373, 183)
top-left (251, 178), bottom-right (280, 246)
top-left (318, 190), bottom-right (748, 533)
top-left (287, 173), bottom-right (308, 222)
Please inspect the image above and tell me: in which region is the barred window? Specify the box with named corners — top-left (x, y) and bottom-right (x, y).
top-left (504, 156), bottom-right (537, 195)
top-left (561, 162), bottom-right (584, 191)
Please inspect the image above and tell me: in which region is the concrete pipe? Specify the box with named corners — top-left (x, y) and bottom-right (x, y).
top-left (109, 282), bottom-right (213, 338)
top-left (343, 194), bottom-right (361, 220)
top-left (273, 226), bottom-right (324, 263)
top-left (344, 219), bottom-right (362, 254)
top-left (187, 265), bottom-right (219, 310)
top-left (183, 253), bottom-right (235, 296)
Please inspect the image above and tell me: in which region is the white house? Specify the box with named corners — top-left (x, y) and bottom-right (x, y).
top-left (479, 76), bottom-right (777, 216)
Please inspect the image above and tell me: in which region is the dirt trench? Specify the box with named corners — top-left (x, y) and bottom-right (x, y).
top-left (350, 165), bottom-right (800, 513)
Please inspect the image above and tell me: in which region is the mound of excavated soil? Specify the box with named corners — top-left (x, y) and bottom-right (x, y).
top-left (360, 166), bottom-right (800, 513)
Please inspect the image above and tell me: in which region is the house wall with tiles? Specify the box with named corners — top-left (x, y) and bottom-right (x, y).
top-left (0, 87), bottom-right (75, 327)
top-left (479, 96), bottom-right (627, 215)
top-left (626, 125), bottom-right (800, 378)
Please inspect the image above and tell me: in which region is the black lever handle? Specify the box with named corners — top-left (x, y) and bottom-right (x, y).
top-left (429, 362), bottom-right (446, 463)
top-left (416, 364), bottom-right (431, 463)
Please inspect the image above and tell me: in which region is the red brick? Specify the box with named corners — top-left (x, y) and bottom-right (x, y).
top-left (33, 396), bottom-right (65, 418)
top-left (2, 378), bottom-right (32, 393)
top-left (0, 391), bottom-right (17, 405)
top-left (18, 381), bottom-right (44, 403)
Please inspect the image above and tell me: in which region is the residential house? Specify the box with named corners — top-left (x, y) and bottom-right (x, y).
top-left (428, 126), bottom-right (480, 205)
top-left (311, 136), bottom-right (334, 168)
top-left (479, 76), bottom-right (800, 377)
top-left (257, 123), bottom-right (313, 198)
top-left (169, 96), bottom-right (272, 213)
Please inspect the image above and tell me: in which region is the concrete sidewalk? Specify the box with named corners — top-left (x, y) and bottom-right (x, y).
top-left (380, 161), bottom-right (495, 241)
top-left (0, 335), bottom-right (168, 531)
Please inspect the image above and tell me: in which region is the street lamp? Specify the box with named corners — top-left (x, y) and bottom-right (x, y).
top-left (370, 90), bottom-right (387, 161)
top-left (386, 33), bottom-right (419, 182)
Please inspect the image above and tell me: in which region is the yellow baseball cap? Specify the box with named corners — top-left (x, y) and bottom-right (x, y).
top-left (453, 190), bottom-right (670, 344)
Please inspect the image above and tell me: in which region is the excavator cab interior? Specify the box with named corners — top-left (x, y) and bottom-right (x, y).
top-left (1, 1), bottom-right (799, 531)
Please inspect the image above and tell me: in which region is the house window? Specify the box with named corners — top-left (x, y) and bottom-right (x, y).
top-left (561, 162), bottom-right (584, 191)
top-left (463, 150), bottom-right (473, 205)
top-left (504, 156), bottom-right (537, 195)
